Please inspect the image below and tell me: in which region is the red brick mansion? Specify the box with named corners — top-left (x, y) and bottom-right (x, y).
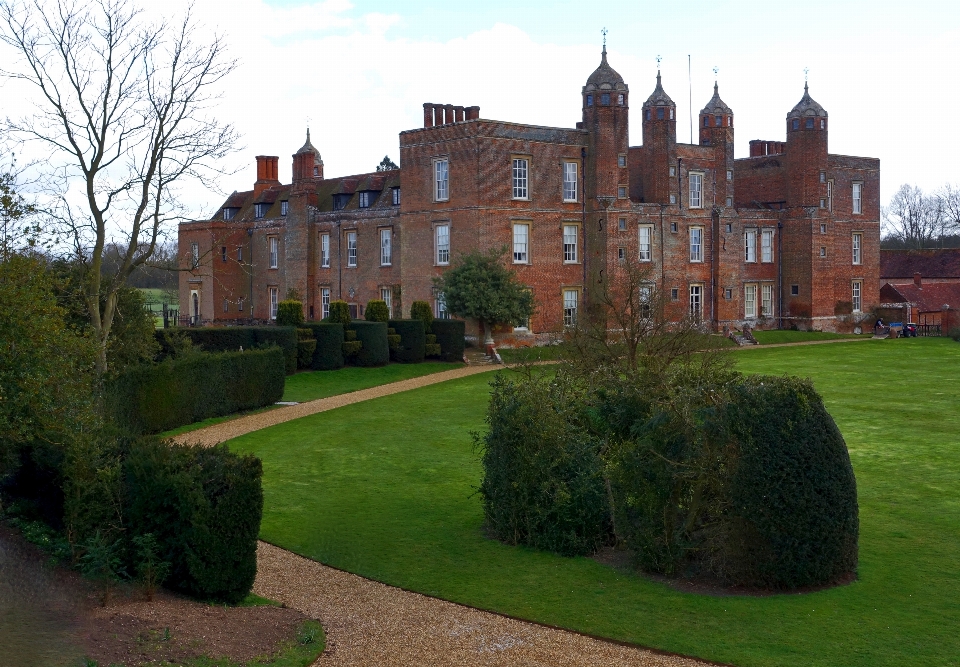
top-left (179, 47), bottom-right (880, 340)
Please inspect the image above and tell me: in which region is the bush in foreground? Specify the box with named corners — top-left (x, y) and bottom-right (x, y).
top-left (387, 319), bottom-right (426, 363)
top-left (156, 326), bottom-right (297, 375)
top-left (430, 319), bottom-right (465, 362)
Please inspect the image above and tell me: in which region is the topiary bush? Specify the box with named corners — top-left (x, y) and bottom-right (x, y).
top-left (387, 319), bottom-right (426, 363)
top-left (365, 300), bottom-right (390, 323)
top-left (105, 348), bottom-right (285, 434)
top-left (949, 327), bottom-right (960, 342)
top-left (430, 319), bottom-right (465, 362)
top-left (123, 438), bottom-right (262, 603)
top-left (476, 372), bottom-right (611, 557)
top-left (410, 301), bottom-right (433, 332)
top-left (328, 301), bottom-right (351, 325)
top-left (295, 328), bottom-right (316, 369)
top-left (718, 375), bottom-right (859, 589)
top-left (276, 300), bottom-right (304, 327)
top-left (348, 321), bottom-right (389, 367)
top-left (304, 323), bottom-right (345, 370)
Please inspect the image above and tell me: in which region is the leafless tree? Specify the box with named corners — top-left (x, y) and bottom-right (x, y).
top-left (0, 0), bottom-right (239, 373)
top-left (936, 184), bottom-right (960, 237)
top-left (882, 184), bottom-right (946, 250)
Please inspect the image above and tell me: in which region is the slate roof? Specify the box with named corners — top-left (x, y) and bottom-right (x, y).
top-left (700, 82), bottom-right (732, 115)
top-left (788, 82), bottom-right (827, 118)
top-left (644, 72), bottom-right (675, 108)
top-left (584, 47), bottom-right (627, 92)
top-left (880, 281), bottom-right (960, 312)
top-left (880, 249), bottom-right (960, 279)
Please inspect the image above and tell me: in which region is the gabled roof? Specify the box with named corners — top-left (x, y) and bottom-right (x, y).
top-left (881, 282), bottom-right (960, 312)
top-left (881, 249), bottom-right (960, 279)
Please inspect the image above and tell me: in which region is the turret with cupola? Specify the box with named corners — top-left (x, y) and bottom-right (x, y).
top-left (700, 81), bottom-right (735, 208)
top-left (640, 70), bottom-right (678, 205)
top-left (785, 82), bottom-right (829, 208)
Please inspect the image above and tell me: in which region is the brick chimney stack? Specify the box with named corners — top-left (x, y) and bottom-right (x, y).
top-left (254, 156), bottom-right (280, 196)
top-left (914, 272), bottom-right (922, 287)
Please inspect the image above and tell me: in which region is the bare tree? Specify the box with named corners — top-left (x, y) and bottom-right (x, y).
top-left (0, 0), bottom-right (238, 373)
top-left (882, 184), bottom-right (946, 250)
top-left (936, 184), bottom-right (960, 237)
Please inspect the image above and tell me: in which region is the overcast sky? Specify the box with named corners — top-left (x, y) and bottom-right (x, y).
top-left (6, 0), bottom-right (960, 216)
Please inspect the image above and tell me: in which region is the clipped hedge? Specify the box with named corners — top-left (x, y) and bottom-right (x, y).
top-left (328, 300), bottom-right (351, 325)
top-left (430, 319), bottom-right (465, 362)
top-left (106, 348), bottom-right (285, 434)
top-left (477, 373), bottom-right (610, 556)
top-left (303, 323), bottom-right (345, 370)
top-left (410, 301), bottom-right (433, 332)
top-left (276, 300), bottom-right (304, 327)
top-left (365, 300), bottom-right (390, 323)
top-left (348, 321), bottom-right (389, 367)
top-left (156, 326), bottom-right (297, 375)
top-left (387, 319), bottom-right (426, 363)
top-left (123, 438), bottom-right (262, 603)
top-left (719, 375), bottom-right (859, 588)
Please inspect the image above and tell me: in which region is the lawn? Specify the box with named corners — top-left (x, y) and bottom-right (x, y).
top-left (751, 329), bottom-right (862, 344)
top-left (281, 362), bottom-right (464, 403)
top-left (226, 337), bottom-right (960, 667)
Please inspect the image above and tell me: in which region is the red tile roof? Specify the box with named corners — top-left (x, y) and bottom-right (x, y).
top-left (880, 281), bottom-right (960, 312)
top-left (880, 249), bottom-right (960, 280)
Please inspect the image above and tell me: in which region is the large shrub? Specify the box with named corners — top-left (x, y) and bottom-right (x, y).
top-left (156, 326), bottom-right (297, 374)
top-left (476, 373), bottom-right (610, 556)
top-left (430, 319), bottom-right (465, 362)
top-left (718, 375), bottom-right (859, 588)
top-left (105, 348), bottom-right (285, 434)
top-left (348, 321), bottom-right (389, 367)
top-left (304, 323), bottom-right (345, 370)
top-left (365, 300), bottom-right (390, 323)
top-left (276, 300), bottom-right (304, 327)
top-left (387, 319), bottom-right (425, 363)
top-left (328, 300), bottom-right (351, 325)
top-left (295, 328), bottom-right (316, 369)
top-left (123, 438), bottom-right (262, 603)
top-left (410, 301), bottom-right (433, 332)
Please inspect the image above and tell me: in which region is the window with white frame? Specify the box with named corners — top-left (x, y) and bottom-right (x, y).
top-left (639, 225), bottom-right (652, 261)
top-left (745, 284), bottom-right (757, 318)
top-left (281, 200), bottom-right (289, 216)
top-left (827, 180), bottom-right (834, 211)
top-left (347, 231), bottom-right (357, 267)
top-left (380, 228), bottom-right (392, 266)
top-left (852, 281), bottom-right (862, 312)
top-left (392, 187), bottom-right (401, 206)
top-left (761, 284), bottom-right (773, 317)
top-left (563, 289), bottom-right (579, 326)
top-left (434, 159), bottom-right (449, 201)
top-left (761, 230), bottom-right (773, 263)
top-left (512, 158), bottom-right (529, 199)
top-left (852, 182), bottom-right (862, 214)
top-left (689, 172), bottom-right (703, 208)
top-left (618, 154), bottom-right (627, 168)
top-left (436, 293), bottom-right (448, 319)
top-left (689, 226), bottom-right (703, 262)
top-left (852, 232), bottom-right (862, 265)
top-left (563, 162), bottom-right (578, 201)
top-left (689, 284), bottom-right (703, 320)
top-left (321, 287), bottom-right (330, 319)
top-left (618, 185), bottom-right (627, 199)
top-left (563, 224), bottom-right (578, 262)
top-left (381, 287), bottom-right (392, 318)
top-left (269, 287), bottom-right (278, 320)
top-left (320, 233), bottom-right (330, 268)
top-left (269, 236), bottom-right (278, 269)
top-left (744, 230), bottom-right (757, 263)
top-left (190, 242), bottom-right (199, 268)
top-left (435, 224), bottom-right (450, 265)
top-left (513, 223), bottom-right (529, 263)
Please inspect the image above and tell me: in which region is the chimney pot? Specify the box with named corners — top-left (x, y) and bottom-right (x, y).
top-left (454, 105), bottom-right (465, 122)
top-left (466, 106), bottom-right (480, 120)
top-left (423, 103), bottom-right (434, 128)
top-left (914, 272), bottom-right (922, 287)
top-left (444, 104), bottom-right (455, 125)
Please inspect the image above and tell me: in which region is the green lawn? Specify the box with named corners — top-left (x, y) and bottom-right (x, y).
top-left (281, 362), bottom-right (464, 403)
top-left (226, 337), bottom-right (960, 667)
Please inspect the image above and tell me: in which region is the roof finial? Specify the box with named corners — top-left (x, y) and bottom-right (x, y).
top-left (601, 27), bottom-right (607, 59)
top-left (713, 66), bottom-right (719, 93)
top-left (306, 127), bottom-right (311, 142)
top-left (803, 67), bottom-right (809, 93)
top-left (656, 54), bottom-right (662, 71)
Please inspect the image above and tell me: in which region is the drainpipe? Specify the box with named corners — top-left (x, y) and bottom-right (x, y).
top-left (581, 147), bottom-right (587, 295)
top-left (659, 204), bottom-right (666, 292)
top-left (247, 227), bottom-right (254, 322)
top-left (337, 214), bottom-right (342, 301)
top-left (777, 220), bottom-right (783, 330)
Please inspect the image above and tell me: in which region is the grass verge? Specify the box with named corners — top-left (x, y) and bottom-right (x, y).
top-left (280, 361), bottom-right (465, 403)
top-left (751, 329), bottom-right (862, 344)
top-left (226, 337), bottom-right (960, 667)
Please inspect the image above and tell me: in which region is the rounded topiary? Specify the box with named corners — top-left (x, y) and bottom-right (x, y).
top-left (410, 300), bottom-right (433, 333)
top-left (276, 300), bottom-right (304, 327)
top-left (328, 300), bottom-right (351, 325)
top-left (365, 300), bottom-right (390, 323)
top-left (720, 375), bottom-right (859, 589)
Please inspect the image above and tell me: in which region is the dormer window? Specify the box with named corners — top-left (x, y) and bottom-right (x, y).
top-left (391, 187), bottom-right (400, 206)
top-left (601, 93), bottom-right (610, 105)
top-left (657, 107), bottom-right (664, 120)
top-left (254, 203), bottom-right (269, 219)
top-left (332, 194), bottom-right (351, 211)
top-left (586, 94), bottom-right (593, 107)
top-left (280, 200), bottom-right (289, 216)
top-left (222, 207), bottom-right (237, 220)
top-left (359, 191), bottom-right (376, 208)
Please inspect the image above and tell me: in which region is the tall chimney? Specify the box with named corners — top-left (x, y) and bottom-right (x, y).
top-left (254, 155), bottom-right (280, 196)
top-left (466, 106), bottom-right (480, 120)
top-left (423, 103), bottom-right (434, 128)
top-left (914, 272), bottom-right (922, 287)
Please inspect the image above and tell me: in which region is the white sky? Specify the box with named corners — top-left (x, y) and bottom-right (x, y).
top-left (4, 0), bottom-right (960, 217)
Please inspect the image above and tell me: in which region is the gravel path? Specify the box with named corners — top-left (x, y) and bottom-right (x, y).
top-left (180, 362), bottom-right (717, 666)
top-left (253, 542), bottom-right (713, 667)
